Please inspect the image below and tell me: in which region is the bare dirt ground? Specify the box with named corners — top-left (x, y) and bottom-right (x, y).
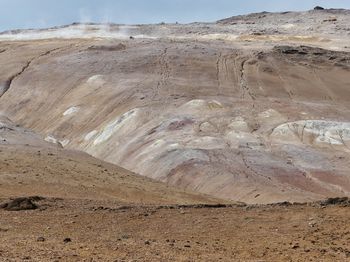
top-left (1, 197), bottom-right (349, 261)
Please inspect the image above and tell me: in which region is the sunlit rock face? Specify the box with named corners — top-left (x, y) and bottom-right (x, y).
top-left (0, 9), bottom-right (350, 203)
top-left (272, 120), bottom-right (350, 151)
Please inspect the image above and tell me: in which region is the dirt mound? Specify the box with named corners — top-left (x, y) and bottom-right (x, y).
top-left (0, 144), bottom-right (221, 205)
top-left (0, 196), bottom-right (44, 211)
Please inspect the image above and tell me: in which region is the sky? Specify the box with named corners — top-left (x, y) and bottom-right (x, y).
top-left (0, 0), bottom-right (349, 32)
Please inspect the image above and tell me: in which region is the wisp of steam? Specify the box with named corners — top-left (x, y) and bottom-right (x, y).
top-left (0, 24), bottom-right (156, 41)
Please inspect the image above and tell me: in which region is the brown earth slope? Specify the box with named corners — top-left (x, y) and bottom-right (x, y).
top-left (0, 116), bottom-right (218, 204)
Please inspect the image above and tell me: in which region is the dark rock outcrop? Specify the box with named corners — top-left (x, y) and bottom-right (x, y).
top-left (320, 197), bottom-right (350, 207)
top-left (314, 6), bottom-right (325, 11)
top-left (0, 196), bottom-right (44, 211)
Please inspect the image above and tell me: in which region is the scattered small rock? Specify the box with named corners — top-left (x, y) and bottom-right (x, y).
top-left (320, 248), bottom-right (327, 254)
top-left (323, 18), bottom-right (337, 22)
top-left (37, 237), bottom-right (45, 242)
top-left (292, 243), bottom-right (300, 249)
top-left (63, 238), bottom-right (72, 243)
top-left (144, 240), bottom-right (150, 245)
top-left (309, 222), bottom-right (317, 227)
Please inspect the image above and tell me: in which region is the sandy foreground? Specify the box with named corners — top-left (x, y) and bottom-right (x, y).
top-left (0, 197), bottom-right (349, 261)
top-left (0, 129), bottom-right (349, 261)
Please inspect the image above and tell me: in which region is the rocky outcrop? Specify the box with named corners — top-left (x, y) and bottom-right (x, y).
top-left (0, 197), bottom-right (42, 211)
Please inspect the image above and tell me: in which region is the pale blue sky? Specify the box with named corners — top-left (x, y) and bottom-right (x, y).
top-left (1, 0), bottom-right (349, 32)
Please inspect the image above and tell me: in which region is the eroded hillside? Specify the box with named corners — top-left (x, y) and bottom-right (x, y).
top-left (0, 9), bottom-right (349, 203)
